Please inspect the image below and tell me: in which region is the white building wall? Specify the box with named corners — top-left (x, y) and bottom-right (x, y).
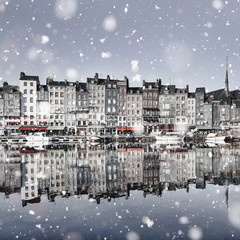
top-left (20, 80), bottom-right (38, 125)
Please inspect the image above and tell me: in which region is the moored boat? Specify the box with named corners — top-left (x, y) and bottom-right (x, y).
top-left (156, 132), bottom-right (183, 143)
top-left (206, 133), bottom-right (226, 143)
top-left (26, 132), bottom-right (52, 144)
top-left (90, 135), bottom-right (101, 142)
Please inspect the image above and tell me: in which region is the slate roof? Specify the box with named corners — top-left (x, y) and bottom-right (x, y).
top-left (47, 80), bottom-right (75, 87)
top-left (38, 85), bottom-right (48, 91)
top-left (159, 85), bottom-right (176, 94)
top-left (128, 87), bottom-right (142, 94)
top-left (195, 87), bottom-right (205, 93)
top-left (19, 72), bottom-right (39, 81)
top-left (188, 92), bottom-right (195, 98)
top-left (230, 89), bottom-right (240, 100)
top-left (207, 88), bottom-right (230, 105)
top-left (143, 80), bottom-right (160, 89)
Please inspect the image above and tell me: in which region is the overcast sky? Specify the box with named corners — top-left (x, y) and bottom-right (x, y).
top-left (0, 0), bottom-right (239, 91)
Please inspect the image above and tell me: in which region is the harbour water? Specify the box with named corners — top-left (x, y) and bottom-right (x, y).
top-left (1, 142), bottom-right (240, 239)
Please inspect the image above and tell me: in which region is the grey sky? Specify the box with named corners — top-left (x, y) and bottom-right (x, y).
top-left (0, 0), bottom-right (239, 91)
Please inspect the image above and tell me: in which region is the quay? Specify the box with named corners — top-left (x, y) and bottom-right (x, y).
top-left (1, 132), bottom-right (239, 145)
top-left (0, 134), bottom-right (156, 145)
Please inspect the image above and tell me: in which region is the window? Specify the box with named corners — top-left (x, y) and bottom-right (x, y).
top-left (30, 82), bottom-right (33, 86)
top-left (148, 93), bottom-right (152, 99)
top-left (30, 97), bottom-right (33, 103)
top-left (30, 106), bottom-right (33, 112)
top-left (30, 90), bottom-right (33, 94)
top-left (24, 89), bottom-right (27, 94)
top-left (23, 97), bottom-right (27, 103)
top-left (55, 92), bottom-right (59, 97)
top-left (24, 82), bottom-right (27, 86)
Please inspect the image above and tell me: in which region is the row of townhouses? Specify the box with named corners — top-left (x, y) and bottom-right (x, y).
top-left (1, 143), bottom-right (239, 205)
top-left (0, 66), bottom-right (240, 135)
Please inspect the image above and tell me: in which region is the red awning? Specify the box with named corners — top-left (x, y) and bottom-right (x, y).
top-left (118, 126), bottom-right (126, 130)
top-left (18, 126), bottom-right (48, 131)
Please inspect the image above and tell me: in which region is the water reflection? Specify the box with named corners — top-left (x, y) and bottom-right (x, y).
top-left (0, 143), bottom-right (240, 206)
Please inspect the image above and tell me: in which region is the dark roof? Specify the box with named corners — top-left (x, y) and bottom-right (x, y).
top-left (230, 89), bottom-right (240, 100)
top-left (47, 80), bottom-right (75, 87)
top-left (20, 72), bottom-right (39, 81)
top-left (87, 77), bottom-right (106, 85)
top-left (207, 88), bottom-right (230, 105)
top-left (160, 85), bottom-right (176, 94)
top-left (3, 85), bottom-right (19, 93)
top-left (232, 99), bottom-right (240, 108)
top-left (188, 92), bottom-right (195, 98)
top-left (87, 77), bottom-right (124, 86)
top-left (175, 87), bottom-right (188, 94)
top-left (142, 80), bottom-right (160, 89)
top-left (76, 82), bottom-right (88, 92)
top-left (195, 88), bottom-right (205, 93)
top-left (128, 87), bottom-right (142, 94)
top-left (38, 85), bottom-right (48, 91)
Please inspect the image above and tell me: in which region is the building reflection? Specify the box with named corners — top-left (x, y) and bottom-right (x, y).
top-left (0, 143), bottom-right (240, 205)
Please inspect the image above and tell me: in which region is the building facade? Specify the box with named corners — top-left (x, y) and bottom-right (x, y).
top-left (159, 85), bottom-right (176, 131)
top-left (142, 79), bottom-right (161, 134)
top-left (126, 87), bottom-right (143, 133)
top-left (19, 72), bottom-right (39, 126)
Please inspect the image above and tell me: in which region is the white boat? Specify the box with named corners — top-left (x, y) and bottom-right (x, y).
top-left (156, 132), bottom-right (183, 143)
top-left (206, 133), bottom-right (226, 143)
top-left (26, 132), bottom-right (52, 144)
top-left (90, 135), bottom-right (101, 142)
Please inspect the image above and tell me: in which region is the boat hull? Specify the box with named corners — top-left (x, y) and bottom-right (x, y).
top-left (26, 132), bottom-right (52, 145)
top-left (90, 136), bottom-right (101, 142)
top-left (156, 136), bottom-right (182, 143)
top-left (206, 136), bottom-right (226, 143)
